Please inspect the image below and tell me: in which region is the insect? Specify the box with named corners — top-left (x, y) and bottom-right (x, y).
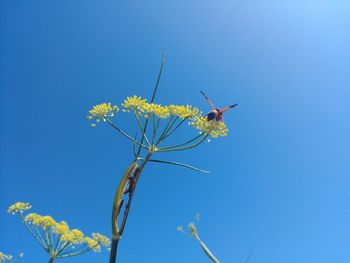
top-left (200, 90), bottom-right (238, 121)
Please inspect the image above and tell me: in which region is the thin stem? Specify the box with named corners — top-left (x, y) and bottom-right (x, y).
top-left (58, 244), bottom-right (100, 258)
top-left (105, 118), bottom-right (148, 150)
top-left (161, 117), bottom-right (188, 141)
top-left (157, 133), bottom-right (205, 151)
top-left (151, 115), bottom-right (160, 145)
top-left (19, 213), bottom-right (48, 252)
top-left (155, 116), bottom-right (174, 145)
top-left (48, 257), bottom-right (54, 263)
top-left (55, 241), bottom-right (71, 256)
top-left (195, 235), bottom-right (220, 263)
top-left (147, 159), bottom-right (209, 173)
top-left (53, 236), bottom-right (62, 255)
top-left (133, 109), bottom-right (150, 146)
top-left (162, 116), bottom-right (179, 140)
top-left (156, 134), bottom-right (209, 152)
top-left (136, 49), bottom-right (165, 157)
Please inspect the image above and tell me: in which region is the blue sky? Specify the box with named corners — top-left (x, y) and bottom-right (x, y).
top-left (1, 0), bottom-right (349, 262)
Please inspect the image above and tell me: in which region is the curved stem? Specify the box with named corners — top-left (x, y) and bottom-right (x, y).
top-left (109, 153), bottom-right (152, 263)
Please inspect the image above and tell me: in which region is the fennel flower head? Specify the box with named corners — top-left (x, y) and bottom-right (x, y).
top-left (0, 252), bottom-right (12, 262)
top-left (87, 103), bottom-right (119, 126)
top-left (8, 202), bottom-right (110, 260)
top-left (88, 96), bottom-right (229, 138)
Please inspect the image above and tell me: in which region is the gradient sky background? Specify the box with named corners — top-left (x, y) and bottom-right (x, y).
top-left (1, 1), bottom-right (349, 262)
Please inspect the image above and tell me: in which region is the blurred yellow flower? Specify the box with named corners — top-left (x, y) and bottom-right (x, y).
top-left (0, 252), bottom-right (12, 262)
top-left (85, 237), bottom-right (101, 252)
top-left (8, 202), bottom-right (110, 261)
top-left (7, 202), bottom-right (31, 214)
top-left (92, 233), bottom-right (111, 247)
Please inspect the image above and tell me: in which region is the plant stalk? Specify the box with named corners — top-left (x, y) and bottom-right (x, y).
top-left (109, 153), bottom-right (152, 263)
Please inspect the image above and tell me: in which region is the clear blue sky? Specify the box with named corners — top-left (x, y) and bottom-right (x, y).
top-left (1, 1), bottom-right (349, 262)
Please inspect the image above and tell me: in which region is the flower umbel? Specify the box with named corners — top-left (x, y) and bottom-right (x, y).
top-left (7, 202), bottom-right (31, 214)
top-left (0, 252), bottom-right (12, 262)
top-left (192, 117), bottom-right (228, 138)
top-left (8, 202), bottom-right (110, 262)
top-left (87, 103), bottom-right (119, 126)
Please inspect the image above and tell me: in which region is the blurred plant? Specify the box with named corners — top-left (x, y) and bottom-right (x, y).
top-left (87, 50), bottom-right (232, 263)
top-left (0, 252), bottom-right (24, 263)
top-left (178, 214), bottom-right (220, 263)
top-left (8, 202), bottom-right (110, 263)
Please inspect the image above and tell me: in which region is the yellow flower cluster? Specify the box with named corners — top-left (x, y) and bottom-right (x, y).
top-left (192, 117), bottom-right (228, 138)
top-left (92, 233), bottom-right (111, 247)
top-left (188, 222), bottom-right (199, 238)
top-left (87, 103), bottom-right (119, 126)
top-left (7, 202), bottom-right (31, 214)
top-left (168, 105), bottom-right (201, 119)
top-left (85, 237), bottom-right (100, 252)
top-left (122, 96), bottom-right (201, 120)
top-left (8, 202), bottom-right (110, 254)
top-left (122, 95), bottom-right (147, 109)
top-left (0, 252), bottom-right (12, 262)
top-left (88, 95), bottom-right (230, 138)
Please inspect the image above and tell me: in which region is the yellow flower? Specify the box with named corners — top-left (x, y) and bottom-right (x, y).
top-left (122, 96), bottom-right (202, 120)
top-left (85, 237), bottom-right (101, 252)
top-left (168, 105), bottom-right (201, 119)
top-left (87, 103), bottom-right (119, 126)
top-left (40, 216), bottom-right (57, 230)
top-left (52, 221), bottom-right (70, 235)
top-left (192, 117), bottom-right (228, 138)
top-left (188, 222), bottom-right (198, 238)
top-left (92, 233), bottom-right (111, 247)
top-left (122, 96), bottom-right (147, 110)
top-left (25, 213), bottom-right (56, 229)
top-left (0, 252), bottom-right (13, 262)
top-left (144, 103), bottom-right (170, 119)
top-left (25, 213), bottom-right (42, 225)
top-left (7, 202), bottom-right (32, 214)
top-left (61, 229), bottom-right (85, 244)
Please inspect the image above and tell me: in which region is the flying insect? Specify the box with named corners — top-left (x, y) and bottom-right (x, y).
top-left (200, 90), bottom-right (237, 121)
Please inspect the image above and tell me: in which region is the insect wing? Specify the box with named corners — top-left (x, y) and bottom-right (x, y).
top-left (220, 104), bottom-right (238, 113)
top-left (200, 90), bottom-right (216, 109)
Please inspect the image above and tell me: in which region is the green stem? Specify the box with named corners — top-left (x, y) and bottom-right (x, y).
top-left (136, 49), bottom-right (165, 157)
top-left (109, 153), bottom-right (152, 263)
top-left (155, 116), bottom-right (174, 145)
top-left (147, 159), bottom-right (209, 173)
top-left (156, 134), bottom-right (209, 152)
top-left (157, 133), bottom-right (205, 151)
top-left (111, 162), bottom-right (138, 241)
top-left (48, 257), bottom-right (54, 263)
top-left (19, 213), bottom-right (48, 252)
top-left (105, 118), bottom-right (148, 150)
top-left (161, 117), bottom-right (188, 140)
top-left (195, 235), bottom-right (220, 263)
top-left (133, 109), bottom-right (151, 146)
